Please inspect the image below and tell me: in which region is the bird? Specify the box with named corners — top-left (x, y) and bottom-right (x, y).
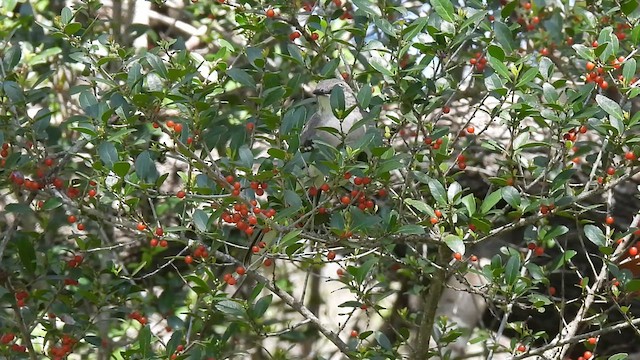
top-left (299, 78), bottom-right (367, 151)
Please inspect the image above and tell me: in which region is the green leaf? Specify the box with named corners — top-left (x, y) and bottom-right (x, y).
top-left (113, 161), bottom-right (131, 177)
top-left (3, 81), bottom-right (25, 103)
top-left (330, 86), bottom-right (346, 118)
top-left (573, 44), bottom-right (594, 61)
top-left (608, 354), bottom-right (628, 360)
top-left (596, 94), bottom-right (623, 121)
top-left (428, 178), bottom-right (447, 205)
top-left (584, 224), bottom-right (606, 247)
top-left (461, 194), bottom-right (476, 216)
top-left (480, 189), bottom-right (502, 214)
top-left (488, 56), bottom-right (511, 81)
top-left (404, 199), bottom-right (434, 216)
top-left (623, 58), bottom-right (637, 84)
top-left (64, 22), bottom-right (82, 35)
top-left (357, 84), bottom-right (372, 108)
top-left (42, 198), bottom-right (63, 211)
top-left (444, 234), bottom-right (464, 254)
top-left (352, 0), bottom-right (382, 17)
top-left (16, 236), bottom-right (36, 273)
top-left (252, 294), bottom-right (273, 318)
top-left (501, 186), bottom-right (521, 208)
top-left (138, 325), bottom-right (152, 358)
top-left (494, 21), bottom-right (514, 54)
top-left (376, 331), bottom-right (392, 350)
top-left (280, 230), bottom-right (302, 247)
top-left (61, 7), bottom-right (73, 24)
top-left (447, 182), bottom-right (462, 203)
top-left (227, 68), bottom-right (256, 90)
top-left (549, 250), bottom-right (577, 271)
top-left (397, 225), bottom-right (425, 234)
top-left (146, 53), bottom-right (168, 79)
top-left (98, 142), bottom-right (118, 168)
top-left (431, 0), bottom-right (455, 22)
top-left (134, 151), bottom-right (159, 183)
top-left (193, 209), bottom-right (209, 232)
top-left (516, 67), bottom-right (539, 88)
top-left (504, 255), bottom-right (520, 285)
top-left (215, 300), bottom-right (246, 318)
top-left (369, 58), bottom-right (394, 77)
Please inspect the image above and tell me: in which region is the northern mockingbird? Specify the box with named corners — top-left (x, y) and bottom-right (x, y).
top-left (300, 79), bottom-right (367, 150)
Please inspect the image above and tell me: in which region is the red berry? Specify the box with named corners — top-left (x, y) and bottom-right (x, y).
top-left (453, 252), bottom-right (462, 260)
top-left (624, 151), bottom-right (636, 161)
top-left (606, 216), bottom-right (615, 225)
top-left (320, 183), bottom-right (330, 192)
top-left (77, 223), bottom-right (85, 231)
top-left (523, 2), bottom-right (531, 10)
top-left (252, 246), bottom-right (260, 253)
top-left (185, 255), bottom-right (193, 264)
top-left (341, 72), bottom-right (349, 80)
top-left (266, 8), bottom-right (275, 17)
top-left (629, 247), bottom-right (638, 256)
top-left (263, 258), bottom-right (273, 267)
top-left (341, 196), bottom-right (351, 205)
top-left (466, 126), bottom-right (475, 134)
top-left (246, 122), bottom-right (255, 131)
top-left (327, 251), bottom-right (336, 260)
top-left (430, 217), bottom-right (438, 225)
top-left (586, 61), bottom-right (596, 71)
top-left (350, 330), bottom-right (358, 338)
top-left (177, 190), bottom-right (186, 199)
top-left (88, 189), bottom-right (97, 197)
top-left (136, 222), bottom-right (146, 231)
top-left (584, 351), bottom-right (593, 359)
top-left (289, 31), bottom-right (301, 41)
top-left (535, 246), bottom-right (545, 256)
top-left (155, 227), bottom-right (164, 236)
top-left (607, 167), bottom-right (615, 176)
top-left (67, 215), bottom-right (77, 224)
top-left (160, 240), bottom-right (168, 247)
top-left (442, 106), bottom-right (450, 114)
top-left (311, 32), bottom-right (319, 41)
top-left (587, 337), bottom-right (597, 345)
top-left (236, 266), bottom-right (246, 275)
top-left (150, 238), bottom-right (159, 247)
top-left (517, 344), bottom-right (526, 352)
top-left (434, 209), bottom-right (442, 218)
top-left (173, 123), bottom-right (183, 133)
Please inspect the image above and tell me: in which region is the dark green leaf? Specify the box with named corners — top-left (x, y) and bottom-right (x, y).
top-left (98, 142), bottom-right (118, 168)
top-left (428, 178), bottom-right (447, 205)
top-left (397, 225), bottom-right (425, 234)
top-left (584, 224), bottom-right (606, 247)
top-left (357, 84), bottom-right (372, 108)
top-left (494, 21), bottom-right (514, 54)
top-left (3, 81), bottom-right (25, 103)
top-left (504, 255), bottom-right (520, 285)
top-left (596, 94), bottom-right (623, 121)
top-left (16, 236), bottom-right (36, 273)
top-left (252, 294), bottom-right (273, 318)
top-left (376, 331), bottom-right (392, 350)
top-left (138, 325), bottom-right (152, 358)
top-left (352, 0), bottom-right (382, 17)
top-left (227, 68), bottom-right (256, 89)
top-left (501, 186), bottom-right (521, 208)
top-left (444, 234), bottom-right (464, 254)
top-left (134, 151), bottom-right (159, 183)
top-left (431, 0), bottom-right (455, 23)
top-left (146, 53), bottom-right (168, 79)
top-left (193, 209), bottom-right (209, 232)
top-left (480, 189), bottom-right (502, 214)
top-left (623, 58), bottom-right (636, 84)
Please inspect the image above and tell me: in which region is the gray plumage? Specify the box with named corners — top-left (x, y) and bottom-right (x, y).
top-left (300, 79), bottom-right (366, 149)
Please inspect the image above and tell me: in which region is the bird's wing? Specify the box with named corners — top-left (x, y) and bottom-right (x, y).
top-left (300, 111), bottom-right (323, 148)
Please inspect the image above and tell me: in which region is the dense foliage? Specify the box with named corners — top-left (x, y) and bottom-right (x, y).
top-left (3, 0), bottom-right (640, 359)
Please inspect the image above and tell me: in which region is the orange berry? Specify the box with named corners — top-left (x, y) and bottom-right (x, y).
top-left (466, 126), bottom-right (475, 134)
top-left (605, 216), bottom-right (614, 225)
top-left (586, 61), bottom-right (596, 71)
top-left (266, 8), bottom-right (275, 17)
top-left (136, 222), bottom-right (146, 231)
top-left (453, 252), bottom-right (462, 260)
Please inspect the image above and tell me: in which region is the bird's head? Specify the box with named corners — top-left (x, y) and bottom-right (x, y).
top-left (313, 79), bottom-right (349, 96)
